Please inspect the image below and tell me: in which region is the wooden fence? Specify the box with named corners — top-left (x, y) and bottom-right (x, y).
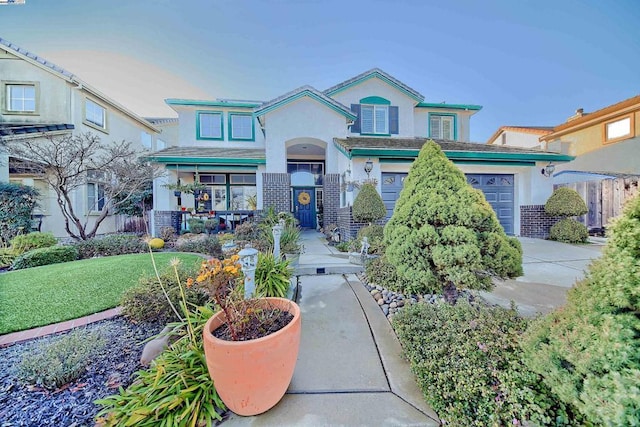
top-left (556, 177), bottom-right (640, 231)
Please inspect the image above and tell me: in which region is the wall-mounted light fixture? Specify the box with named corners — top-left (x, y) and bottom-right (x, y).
top-left (364, 158), bottom-right (373, 178)
top-left (541, 162), bottom-right (555, 177)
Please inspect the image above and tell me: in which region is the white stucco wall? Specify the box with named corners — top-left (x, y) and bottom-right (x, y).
top-left (261, 96), bottom-right (348, 173)
top-left (329, 78), bottom-right (416, 138)
top-left (487, 130), bottom-right (543, 148)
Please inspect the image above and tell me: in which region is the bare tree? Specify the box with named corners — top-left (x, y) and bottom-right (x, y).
top-left (8, 132), bottom-right (162, 240)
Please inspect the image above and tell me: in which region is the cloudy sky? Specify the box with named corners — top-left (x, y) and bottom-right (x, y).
top-left (1, 0), bottom-right (639, 142)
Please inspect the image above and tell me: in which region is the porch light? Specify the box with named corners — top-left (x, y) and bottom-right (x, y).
top-left (364, 159), bottom-right (373, 178)
top-left (541, 162), bottom-right (555, 177)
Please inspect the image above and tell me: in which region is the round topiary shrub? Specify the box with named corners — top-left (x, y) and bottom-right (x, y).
top-left (545, 187), bottom-right (587, 217)
top-left (149, 238), bottom-right (165, 250)
top-left (549, 218), bottom-right (588, 243)
top-left (352, 182), bottom-right (386, 224)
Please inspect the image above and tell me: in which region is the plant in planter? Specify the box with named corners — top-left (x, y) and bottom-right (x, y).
top-left (191, 255), bottom-right (301, 416)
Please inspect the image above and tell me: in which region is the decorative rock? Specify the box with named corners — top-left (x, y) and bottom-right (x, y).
top-left (370, 289), bottom-right (379, 296)
top-left (390, 301), bottom-right (397, 309)
top-left (397, 300), bottom-right (404, 307)
top-left (377, 299), bottom-right (384, 306)
top-left (374, 293), bottom-right (383, 301)
top-left (140, 326), bottom-right (173, 366)
top-left (376, 285), bottom-right (383, 291)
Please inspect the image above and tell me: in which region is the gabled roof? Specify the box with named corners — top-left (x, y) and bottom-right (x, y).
top-left (486, 126), bottom-right (553, 144)
top-left (324, 68), bottom-right (425, 102)
top-left (541, 94), bottom-right (640, 141)
top-left (254, 85), bottom-right (356, 120)
top-left (0, 37), bottom-right (159, 133)
top-left (333, 137), bottom-right (574, 164)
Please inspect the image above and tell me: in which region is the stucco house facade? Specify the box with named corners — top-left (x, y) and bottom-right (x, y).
top-left (486, 125), bottom-right (553, 149)
top-left (0, 37), bottom-right (166, 238)
top-left (150, 68), bottom-right (572, 238)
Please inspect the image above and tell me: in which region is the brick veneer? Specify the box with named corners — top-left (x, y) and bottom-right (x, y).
top-left (337, 206), bottom-right (387, 241)
top-left (322, 173), bottom-right (340, 229)
top-left (520, 205), bottom-right (560, 239)
top-left (262, 173), bottom-right (291, 213)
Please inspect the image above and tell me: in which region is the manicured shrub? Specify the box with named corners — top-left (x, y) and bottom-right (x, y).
top-left (544, 187), bottom-right (588, 217)
top-left (0, 183), bottom-right (39, 244)
top-left (74, 234), bottom-right (147, 259)
top-left (393, 301), bottom-right (579, 426)
top-left (187, 217), bottom-right (205, 234)
top-left (121, 265), bottom-right (209, 324)
top-left (522, 193), bottom-right (640, 426)
top-left (159, 226), bottom-right (177, 242)
top-left (254, 252), bottom-right (292, 298)
top-left (10, 232), bottom-right (57, 255)
top-left (18, 328), bottom-right (106, 390)
top-left (549, 218), bottom-right (589, 243)
top-left (352, 182), bottom-right (386, 224)
top-left (384, 141), bottom-right (522, 301)
top-left (148, 237), bottom-right (165, 250)
top-left (11, 245), bottom-right (79, 270)
top-left (175, 234), bottom-right (223, 258)
top-left (356, 224), bottom-right (385, 254)
top-left (365, 255), bottom-right (403, 292)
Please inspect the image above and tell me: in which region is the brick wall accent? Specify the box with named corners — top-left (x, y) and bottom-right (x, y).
top-left (322, 173), bottom-right (340, 229)
top-left (262, 173), bottom-right (291, 213)
top-left (154, 210), bottom-right (182, 236)
top-left (337, 206), bottom-right (387, 241)
top-left (520, 205), bottom-right (560, 239)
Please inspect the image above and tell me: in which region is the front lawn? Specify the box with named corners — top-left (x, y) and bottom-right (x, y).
top-left (0, 253), bottom-right (203, 334)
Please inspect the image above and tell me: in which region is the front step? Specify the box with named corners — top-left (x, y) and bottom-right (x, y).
top-left (295, 265), bottom-right (364, 276)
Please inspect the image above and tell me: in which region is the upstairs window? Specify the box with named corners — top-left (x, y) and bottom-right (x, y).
top-left (229, 113), bottom-right (254, 140)
top-left (85, 98), bottom-right (107, 130)
top-left (361, 105), bottom-right (389, 134)
top-left (141, 131), bottom-right (152, 149)
top-left (6, 83), bottom-right (36, 112)
top-left (603, 114), bottom-right (634, 144)
top-left (429, 114), bottom-right (456, 140)
top-left (198, 111), bottom-right (223, 140)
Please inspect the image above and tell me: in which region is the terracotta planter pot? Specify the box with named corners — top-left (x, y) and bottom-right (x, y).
top-left (202, 297), bottom-right (301, 416)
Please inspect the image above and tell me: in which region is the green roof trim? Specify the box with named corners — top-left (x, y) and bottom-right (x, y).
top-left (165, 165), bottom-right (258, 171)
top-left (416, 102), bottom-right (483, 111)
top-left (379, 158), bottom-right (536, 166)
top-left (343, 147), bottom-right (574, 162)
top-left (255, 90), bottom-right (357, 120)
top-left (166, 99), bottom-right (262, 108)
top-left (148, 156), bottom-right (266, 166)
top-left (325, 72), bottom-right (423, 102)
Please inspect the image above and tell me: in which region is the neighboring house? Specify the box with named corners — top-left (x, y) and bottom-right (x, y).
top-left (150, 68), bottom-right (572, 238)
top-left (0, 37), bottom-right (166, 238)
top-left (539, 96), bottom-right (640, 231)
top-left (486, 125), bottom-right (553, 148)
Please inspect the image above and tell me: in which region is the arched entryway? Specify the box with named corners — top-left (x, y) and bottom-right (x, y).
top-left (286, 138), bottom-right (326, 229)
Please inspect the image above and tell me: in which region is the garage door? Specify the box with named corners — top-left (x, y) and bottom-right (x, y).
top-left (381, 172), bottom-right (515, 235)
top-left (466, 174), bottom-right (514, 235)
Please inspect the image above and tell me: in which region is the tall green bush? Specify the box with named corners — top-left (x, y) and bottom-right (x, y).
top-left (352, 182), bottom-right (386, 223)
top-left (522, 193), bottom-right (640, 426)
top-left (0, 183), bottom-right (39, 244)
top-left (384, 141), bottom-right (522, 301)
top-left (545, 187), bottom-right (588, 243)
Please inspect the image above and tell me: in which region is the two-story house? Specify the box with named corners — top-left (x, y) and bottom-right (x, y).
top-left (149, 68), bottom-right (572, 238)
top-left (0, 37), bottom-right (168, 237)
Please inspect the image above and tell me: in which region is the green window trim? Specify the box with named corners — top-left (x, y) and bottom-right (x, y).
top-left (228, 112), bottom-right (255, 141)
top-left (196, 110), bottom-right (224, 140)
top-left (428, 113), bottom-right (457, 140)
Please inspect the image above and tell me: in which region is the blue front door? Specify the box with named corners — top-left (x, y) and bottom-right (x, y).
top-left (293, 188), bottom-right (316, 229)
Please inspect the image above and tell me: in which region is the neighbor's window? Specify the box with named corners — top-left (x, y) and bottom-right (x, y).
top-left (604, 115), bottom-right (633, 143)
top-left (6, 83), bottom-right (36, 112)
top-left (198, 112), bottom-right (223, 139)
top-left (87, 182), bottom-right (105, 212)
top-left (141, 131), bottom-right (152, 149)
top-left (361, 105), bottom-right (389, 134)
top-left (85, 99), bottom-right (106, 129)
top-left (430, 114), bottom-right (455, 140)
top-left (229, 113), bottom-right (254, 140)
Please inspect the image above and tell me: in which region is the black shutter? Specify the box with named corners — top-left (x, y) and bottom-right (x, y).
top-left (350, 104), bottom-right (361, 134)
top-left (389, 106), bottom-right (399, 134)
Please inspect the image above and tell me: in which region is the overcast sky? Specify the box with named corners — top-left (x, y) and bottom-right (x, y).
top-left (1, 0), bottom-right (639, 142)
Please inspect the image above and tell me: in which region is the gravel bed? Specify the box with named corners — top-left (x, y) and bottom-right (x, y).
top-left (0, 317), bottom-right (162, 427)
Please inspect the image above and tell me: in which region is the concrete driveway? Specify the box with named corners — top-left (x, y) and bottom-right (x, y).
top-left (481, 237), bottom-right (606, 317)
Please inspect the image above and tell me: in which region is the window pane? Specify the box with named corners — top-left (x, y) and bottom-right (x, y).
top-left (212, 186), bottom-right (227, 210)
top-left (606, 117), bottom-right (631, 140)
top-left (231, 114), bottom-right (253, 139)
top-left (442, 117), bottom-right (453, 140)
top-left (430, 117), bottom-right (441, 138)
top-left (375, 106), bottom-right (388, 133)
top-left (7, 85), bottom-right (36, 112)
top-left (361, 106), bottom-right (374, 133)
top-left (86, 99), bottom-right (105, 127)
top-left (230, 186), bottom-right (257, 210)
top-left (199, 113), bottom-right (222, 138)
top-left (141, 131), bottom-right (152, 149)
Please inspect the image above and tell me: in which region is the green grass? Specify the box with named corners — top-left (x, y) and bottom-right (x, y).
top-left (0, 252), bottom-right (204, 334)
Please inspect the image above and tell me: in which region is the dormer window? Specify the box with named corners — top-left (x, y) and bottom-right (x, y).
top-left (361, 105), bottom-right (388, 134)
top-left (429, 114), bottom-right (456, 140)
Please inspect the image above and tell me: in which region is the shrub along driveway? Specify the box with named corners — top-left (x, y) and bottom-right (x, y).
top-left (0, 253), bottom-right (203, 334)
